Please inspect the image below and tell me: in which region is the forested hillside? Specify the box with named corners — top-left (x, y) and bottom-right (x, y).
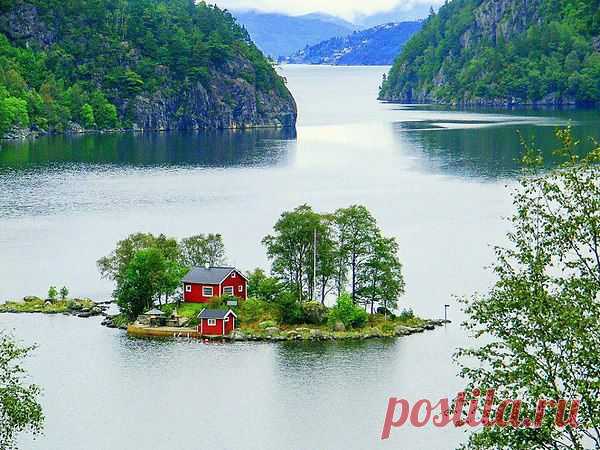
top-left (0, 0), bottom-right (296, 138)
top-left (379, 0), bottom-right (600, 106)
top-left (284, 22), bottom-right (422, 65)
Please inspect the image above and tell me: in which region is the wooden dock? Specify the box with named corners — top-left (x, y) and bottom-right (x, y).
top-left (127, 324), bottom-right (199, 339)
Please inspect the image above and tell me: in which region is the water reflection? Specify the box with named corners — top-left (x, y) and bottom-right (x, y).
top-left (393, 108), bottom-right (600, 179)
top-left (0, 128), bottom-right (297, 170)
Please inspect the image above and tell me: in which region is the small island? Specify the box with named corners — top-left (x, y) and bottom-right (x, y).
top-left (2, 204), bottom-right (451, 342)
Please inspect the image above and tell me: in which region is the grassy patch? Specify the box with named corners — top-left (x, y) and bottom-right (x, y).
top-left (0, 297), bottom-right (96, 314)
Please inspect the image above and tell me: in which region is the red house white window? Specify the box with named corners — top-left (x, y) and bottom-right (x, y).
top-left (182, 266), bottom-right (248, 304)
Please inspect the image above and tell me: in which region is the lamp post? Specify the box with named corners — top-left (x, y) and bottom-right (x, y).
top-left (444, 304), bottom-right (450, 322)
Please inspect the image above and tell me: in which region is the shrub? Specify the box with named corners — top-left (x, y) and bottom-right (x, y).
top-left (302, 301), bottom-right (328, 324)
top-left (276, 291), bottom-right (304, 325)
top-left (239, 298), bottom-right (264, 322)
top-left (381, 322), bottom-right (396, 335)
top-left (397, 308), bottom-right (415, 321)
top-left (208, 296), bottom-right (226, 309)
top-left (328, 293), bottom-right (368, 329)
top-left (258, 320), bottom-right (276, 329)
top-left (59, 286), bottom-right (69, 300)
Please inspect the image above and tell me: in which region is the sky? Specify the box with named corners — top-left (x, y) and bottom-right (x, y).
top-left (213, 0), bottom-right (445, 21)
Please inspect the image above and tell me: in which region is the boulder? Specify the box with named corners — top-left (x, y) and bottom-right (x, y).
top-left (394, 325), bottom-right (414, 336)
top-left (23, 296), bottom-right (42, 303)
top-left (309, 329), bottom-right (323, 339)
top-left (264, 327), bottom-right (280, 336)
top-left (334, 321), bottom-right (346, 332)
top-left (231, 330), bottom-right (247, 341)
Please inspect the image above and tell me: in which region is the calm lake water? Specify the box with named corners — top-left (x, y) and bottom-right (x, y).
top-left (1, 65), bottom-right (600, 449)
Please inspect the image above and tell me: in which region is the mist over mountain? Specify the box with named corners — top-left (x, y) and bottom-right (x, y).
top-left (232, 10), bottom-right (355, 58)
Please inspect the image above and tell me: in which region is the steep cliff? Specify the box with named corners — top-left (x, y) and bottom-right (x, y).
top-left (0, 0), bottom-right (296, 138)
top-left (379, 0), bottom-right (600, 106)
top-left (283, 22), bottom-right (422, 66)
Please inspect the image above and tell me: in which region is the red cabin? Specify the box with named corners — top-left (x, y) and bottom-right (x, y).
top-left (182, 266), bottom-right (248, 303)
top-left (198, 309), bottom-right (237, 336)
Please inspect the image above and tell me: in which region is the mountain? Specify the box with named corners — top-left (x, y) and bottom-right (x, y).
top-left (379, 0), bottom-right (600, 106)
top-left (231, 10), bottom-right (355, 58)
top-left (0, 0), bottom-right (296, 139)
top-left (284, 21), bottom-right (423, 66)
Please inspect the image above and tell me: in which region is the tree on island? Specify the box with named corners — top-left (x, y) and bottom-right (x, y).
top-left (262, 204), bottom-right (405, 312)
top-left (98, 232), bottom-right (230, 319)
top-left (0, 333), bottom-right (44, 450)
top-left (180, 234), bottom-right (226, 267)
top-left (262, 205), bottom-right (327, 302)
top-left (457, 128), bottom-right (600, 449)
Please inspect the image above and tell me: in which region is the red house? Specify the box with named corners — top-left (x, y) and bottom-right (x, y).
top-left (182, 266), bottom-right (248, 303)
top-left (198, 309), bottom-right (237, 336)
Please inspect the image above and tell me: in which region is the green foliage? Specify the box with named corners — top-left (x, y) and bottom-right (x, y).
top-left (59, 286), bottom-right (69, 300)
top-left (258, 320), bottom-right (277, 329)
top-left (263, 203), bottom-right (405, 313)
top-left (0, 96), bottom-right (29, 133)
top-left (0, 0), bottom-right (287, 136)
top-left (239, 298), bottom-right (266, 322)
top-left (180, 234), bottom-right (226, 267)
top-left (246, 268), bottom-right (284, 302)
top-left (396, 308), bottom-right (414, 321)
top-left (276, 291), bottom-right (304, 325)
top-left (99, 232), bottom-right (186, 319)
top-left (301, 301), bottom-right (328, 325)
top-left (381, 0), bottom-right (600, 104)
top-left (0, 333), bottom-right (44, 450)
top-left (80, 103), bottom-right (95, 128)
top-left (457, 128), bottom-right (600, 449)
top-left (114, 247), bottom-right (185, 319)
top-left (327, 293), bottom-right (368, 329)
top-left (47, 286), bottom-right (58, 301)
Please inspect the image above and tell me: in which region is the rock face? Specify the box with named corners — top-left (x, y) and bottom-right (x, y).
top-left (128, 58), bottom-right (296, 131)
top-left (0, 2), bottom-right (55, 48)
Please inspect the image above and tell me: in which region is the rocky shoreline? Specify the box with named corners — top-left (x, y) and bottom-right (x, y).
top-left (125, 319), bottom-right (451, 342)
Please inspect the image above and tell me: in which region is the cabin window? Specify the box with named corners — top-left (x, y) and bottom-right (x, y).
top-left (185, 285), bottom-right (191, 293)
top-left (224, 317), bottom-right (229, 322)
top-left (207, 319), bottom-right (216, 326)
top-left (203, 286), bottom-right (214, 297)
top-left (231, 272), bottom-right (236, 278)
top-left (223, 286), bottom-right (234, 296)
top-left (238, 285), bottom-right (243, 292)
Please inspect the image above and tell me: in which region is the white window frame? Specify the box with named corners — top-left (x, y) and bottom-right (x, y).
top-left (185, 284), bottom-right (191, 293)
top-left (203, 286), bottom-right (214, 297)
top-left (231, 272), bottom-right (236, 278)
top-left (238, 285), bottom-right (243, 292)
top-left (207, 319), bottom-right (216, 326)
top-left (223, 286), bottom-right (234, 296)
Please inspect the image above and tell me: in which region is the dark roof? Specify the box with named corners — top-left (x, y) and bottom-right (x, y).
top-left (182, 267), bottom-right (238, 285)
top-left (197, 308), bottom-right (237, 319)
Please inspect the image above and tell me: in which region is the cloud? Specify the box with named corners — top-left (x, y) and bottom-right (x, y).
top-left (213, 0), bottom-right (445, 21)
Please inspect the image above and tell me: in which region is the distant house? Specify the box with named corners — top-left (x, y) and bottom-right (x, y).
top-left (182, 266), bottom-right (248, 303)
top-left (197, 308), bottom-right (237, 336)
